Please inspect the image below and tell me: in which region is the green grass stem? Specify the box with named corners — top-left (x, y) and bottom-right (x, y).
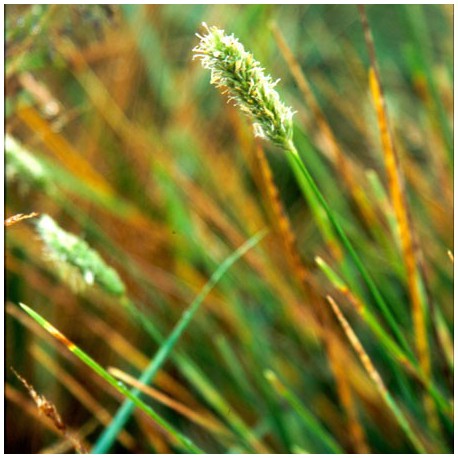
top-left (285, 141), bottom-right (415, 362)
top-left (92, 229), bottom-right (268, 453)
top-left (264, 370), bottom-right (343, 454)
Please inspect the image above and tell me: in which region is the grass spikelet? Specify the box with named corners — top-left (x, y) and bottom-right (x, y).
top-left (36, 214), bottom-right (126, 296)
top-left (11, 367), bottom-right (87, 454)
top-left (193, 22), bottom-right (417, 362)
top-left (193, 22), bottom-right (295, 149)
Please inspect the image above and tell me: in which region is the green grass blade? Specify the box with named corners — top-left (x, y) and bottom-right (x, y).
top-left (92, 229), bottom-right (268, 453)
top-left (315, 256), bottom-right (451, 417)
top-left (285, 142), bottom-right (415, 363)
top-left (264, 370), bottom-right (343, 454)
top-left (17, 302), bottom-right (204, 454)
top-left (110, 298), bottom-right (270, 453)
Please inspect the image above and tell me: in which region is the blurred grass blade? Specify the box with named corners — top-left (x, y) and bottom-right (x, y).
top-left (254, 144), bottom-right (309, 290)
top-left (401, 4), bottom-right (453, 158)
top-left (108, 367), bottom-right (230, 437)
top-left (270, 20), bottom-right (374, 228)
top-left (18, 302), bottom-right (204, 454)
top-left (6, 6), bottom-right (452, 454)
top-left (326, 295), bottom-right (426, 453)
top-left (285, 146), bottom-right (343, 261)
top-left (17, 105), bottom-right (113, 196)
top-left (264, 370), bottom-right (343, 454)
top-left (92, 229), bottom-right (268, 453)
top-left (255, 145), bottom-right (368, 453)
top-left (359, 5), bottom-right (436, 430)
top-left (117, 300), bottom-right (271, 453)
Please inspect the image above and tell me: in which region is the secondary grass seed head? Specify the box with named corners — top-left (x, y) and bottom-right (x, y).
top-left (36, 214), bottom-right (126, 297)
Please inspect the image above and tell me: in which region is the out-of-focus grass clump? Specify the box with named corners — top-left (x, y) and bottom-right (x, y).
top-left (5, 4), bottom-right (453, 454)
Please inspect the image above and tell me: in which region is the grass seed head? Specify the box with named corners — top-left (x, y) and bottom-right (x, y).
top-left (36, 214), bottom-right (126, 297)
top-left (193, 23), bottom-right (295, 150)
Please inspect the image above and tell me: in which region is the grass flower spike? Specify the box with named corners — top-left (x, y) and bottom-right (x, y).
top-left (193, 23), bottom-right (295, 149)
top-left (36, 214), bottom-right (126, 296)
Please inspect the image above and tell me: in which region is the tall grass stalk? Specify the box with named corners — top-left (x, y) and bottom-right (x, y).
top-left (193, 22), bottom-right (414, 361)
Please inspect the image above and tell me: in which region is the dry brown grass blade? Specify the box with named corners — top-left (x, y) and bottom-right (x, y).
top-left (326, 295), bottom-right (427, 453)
top-left (359, 5), bottom-right (436, 431)
top-left (31, 345), bottom-right (136, 451)
top-left (8, 299), bottom-right (208, 421)
top-left (11, 367), bottom-right (88, 454)
top-left (55, 37), bottom-right (139, 140)
top-left (40, 418), bottom-right (99, 454)
top-left (326, 334), bottom-right (370, 453)
top-left (5, 212), bottom-right (39, 227)
top-left (7, 302), bottom-right (201, 451)
top-left (16, 105), bottom-right (113, 196)
top-left (137, 417), bottom-right (171, 454)
top-left (108, 367), bottom-right (231, 438)
top-left (318, 291), bottom-right (370, 453)
top-left (255, 143), bottom-right (310, 290)
top-left (327, 294), bottom-right (389, 387)
top-left (78, 311), bottom-right (211, 411)
top-left (6, 383), bottom-right (94, 453)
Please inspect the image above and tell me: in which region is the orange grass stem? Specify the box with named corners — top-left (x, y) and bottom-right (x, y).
top-left (358, 5), bottom-right (435, 431)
